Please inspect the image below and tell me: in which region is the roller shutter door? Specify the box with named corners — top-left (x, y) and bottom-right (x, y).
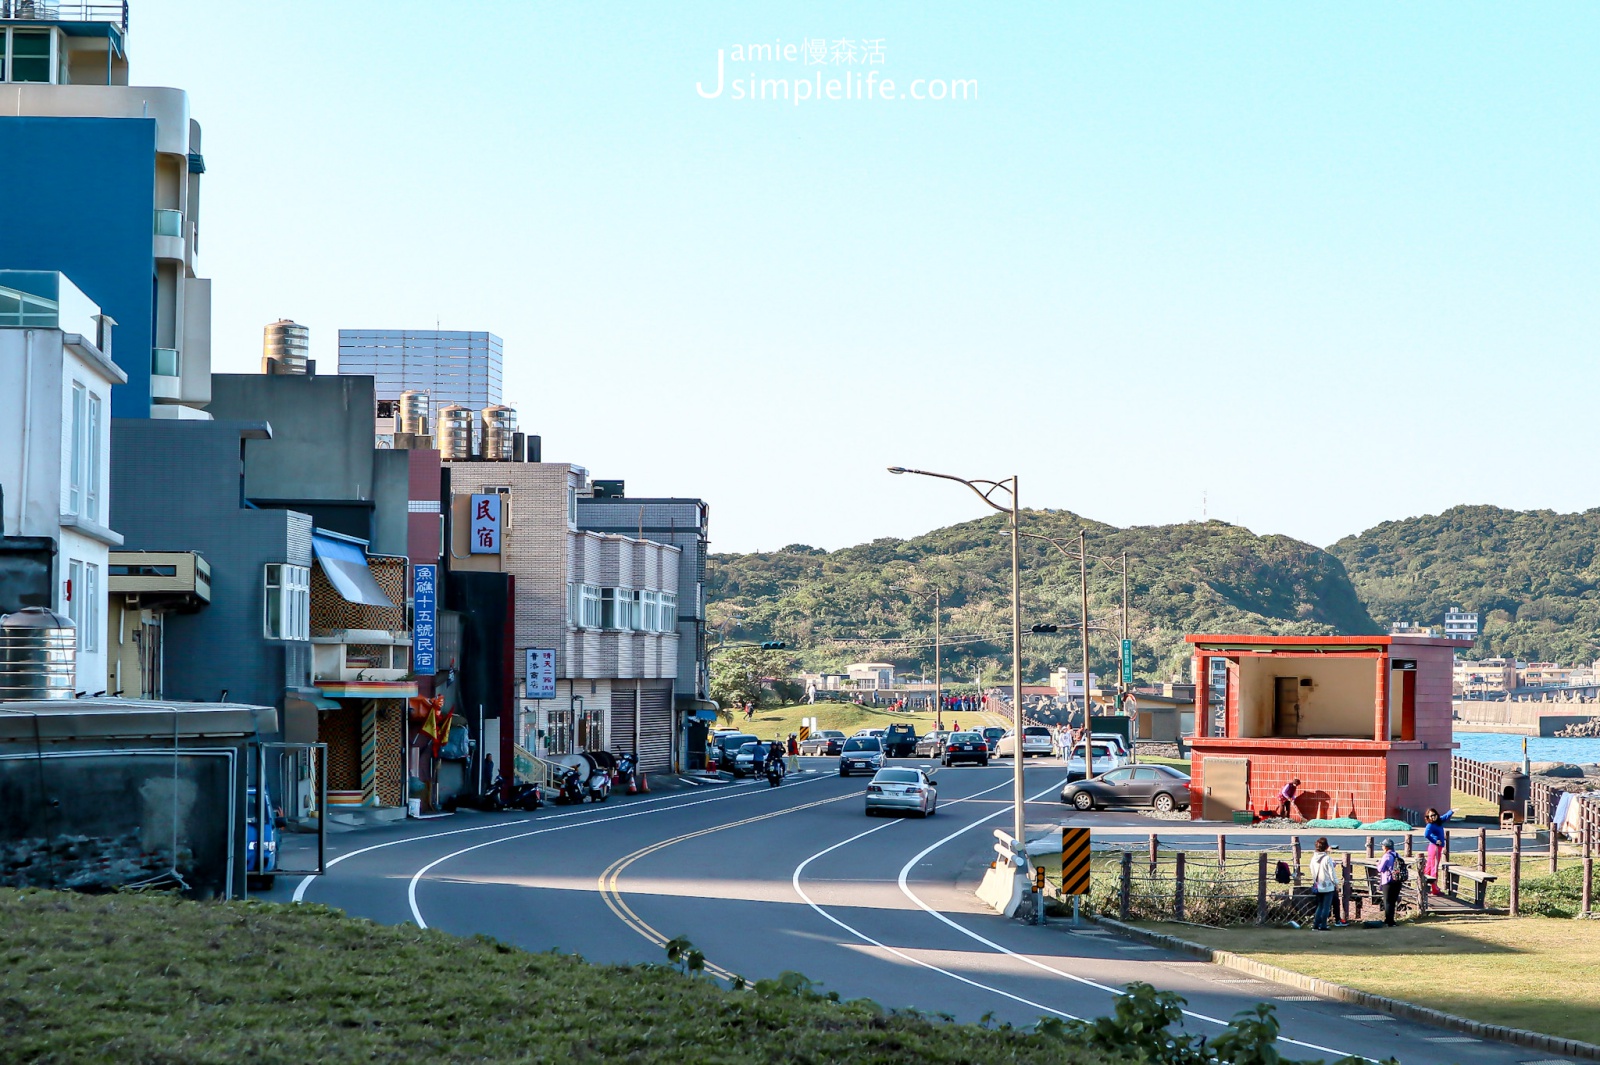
top-left (638, 686), bottom-right (673, 772)
top-left (609, 690), bottom-right (637, 754)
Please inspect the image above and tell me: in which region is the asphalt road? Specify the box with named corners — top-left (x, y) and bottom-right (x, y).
top-left (276, 759), bottom-right (1556, 1065)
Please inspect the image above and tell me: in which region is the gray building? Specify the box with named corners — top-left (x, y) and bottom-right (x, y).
top-left (110, 418), bottom-right (314, 710)
top-left (577, 494), bottom-right (710, 708)
top-left (337, 329), bottom-right (503, 445)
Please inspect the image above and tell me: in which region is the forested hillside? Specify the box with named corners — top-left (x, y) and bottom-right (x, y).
top-left (707, 511), bottom-right (1378, 684)
top-left (1329, 505), bottom-right (1600, 664)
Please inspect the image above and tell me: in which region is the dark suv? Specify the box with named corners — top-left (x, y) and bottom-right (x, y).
top-left (981, 726), bottom-right (1005, 752)
top-left (883, 723), bottom-right (918, 758)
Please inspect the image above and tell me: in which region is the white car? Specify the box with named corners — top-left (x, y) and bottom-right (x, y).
top-left (1065, 742), bottom-right (1124, 782)
top-left (994, 725), bottom-right (1055, 758)
top-left (1090, 733), bottom-right (1131, 759)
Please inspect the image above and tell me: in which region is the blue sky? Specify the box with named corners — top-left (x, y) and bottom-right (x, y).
top-left (137, 2), bottom-right (1598, 553)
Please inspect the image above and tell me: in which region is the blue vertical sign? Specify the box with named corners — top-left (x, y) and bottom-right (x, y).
top-left (1120, 639), bottom-right (1133, 685)
top-left (413, 564), bottom-right (438, 675)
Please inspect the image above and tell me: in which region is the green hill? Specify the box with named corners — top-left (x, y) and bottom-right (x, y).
top-left (708, 511), bottom-right (1378, 684)
top-left (1328, 504), bottom-right (1600, 664)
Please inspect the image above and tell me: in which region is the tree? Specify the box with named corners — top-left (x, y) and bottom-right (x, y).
top-left (709, 646), bottom-right (796, 709)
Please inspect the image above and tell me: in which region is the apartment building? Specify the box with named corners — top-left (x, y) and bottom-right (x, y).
top-left (0, 270), bottom-right (124, 694)
top-left (1444, 609), bottom-right (1479, 643)
top-left (444, 462), bottom-right (682, 771)
top-left (0, 4), bottom-right (211, 418)
top-left (337, 330), bottom-right (503, 446)
top-left (1453, 657), bottom-right (1517, 697)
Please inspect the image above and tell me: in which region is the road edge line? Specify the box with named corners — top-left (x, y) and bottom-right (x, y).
top-left (1094, 917), bottom-right (1600, 1063)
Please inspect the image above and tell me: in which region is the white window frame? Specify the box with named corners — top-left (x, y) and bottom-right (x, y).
top-left (83, 563), bottom-right (99, 652)
top-left (578, 584), bottom-right (602, 629)
top-left (66, 558), bottom-right (85, 646)
top-left (85, 391), bottom-right (102, 522)
top-left (641, 589), bottom-right (660, 632)
top-left (264, 563), bottom-right (311, 641)
top-left (68, 382), bottom-right (85, 515)
top-left (658, 592), bottom-right (678, 633)
top-left (1, 27), bottom-right (60, 86)
top-left (567, 486), bottom-right (578, 527)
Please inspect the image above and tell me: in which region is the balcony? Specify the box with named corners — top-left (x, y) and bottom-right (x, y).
top-left (311, 629), bottom-right (414, 683)
top-left (0, 2), bottom-right (129, 32)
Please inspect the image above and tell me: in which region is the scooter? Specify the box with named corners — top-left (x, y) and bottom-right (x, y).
top-left (616, 752), bottom-right (639, 793)
top-left (765, 756), bottom-right (786, 787)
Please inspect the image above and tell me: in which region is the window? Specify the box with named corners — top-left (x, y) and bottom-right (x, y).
top-left (264, 564), bottom-right (310, 640)
top-left (567, 486), bottom-right (578, 526)
top-left (576, 584), bottom-right (602, 628)
top-left (68, 383), bottom-right (84, 514)
top-left (85, 392), bottom-right (101, 521)
top-left (1397, 763), bottom-right (1410, 787)
top-left (601, 588), bottom-right (638, 630)
top-left (4, 30), bottom-right (53, 84)
top-left (83, 564), bottom-right (98, 652)
top-left (66, 559), bottom-right (84, 645)
top-left (658, 592), bottom-right (677, 632)
top-left (641, 590), bottom-right (660, 631)
top-left (1427, 762), bottom-right (1439, 786)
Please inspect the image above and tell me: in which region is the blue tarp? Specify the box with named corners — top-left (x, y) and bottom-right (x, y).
top-left (310, 533), bottom-right (395, 608)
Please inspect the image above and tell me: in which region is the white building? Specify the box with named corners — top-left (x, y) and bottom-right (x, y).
top-left (1049, 668), bottom-right (1100, 698)
top-left (1444, 609), bottom-right (1479, 643)
top-left (0, 271), bottom-right (125, 693)
top-left (846, 662), bottom-right (895, 689)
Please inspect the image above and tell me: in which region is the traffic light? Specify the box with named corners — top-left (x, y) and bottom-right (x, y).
top-left (1029, 624), bottom-right (1059, 634)
top-left (760, 641), bottom-right (787, 650)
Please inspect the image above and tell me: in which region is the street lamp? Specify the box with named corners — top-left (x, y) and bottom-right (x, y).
top-left (889, 466), bottom-right (1026, 844)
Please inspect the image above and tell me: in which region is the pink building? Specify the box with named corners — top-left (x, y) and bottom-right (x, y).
top-left (1186, 634), bottom-right (1465, 823)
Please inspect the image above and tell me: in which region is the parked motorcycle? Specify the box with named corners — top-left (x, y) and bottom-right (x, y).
top-left (616, 751), bottom-right (639, 793)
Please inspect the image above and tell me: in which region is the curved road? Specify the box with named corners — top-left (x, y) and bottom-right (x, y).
top-left (278, 759), bottom-right (1547, 1065)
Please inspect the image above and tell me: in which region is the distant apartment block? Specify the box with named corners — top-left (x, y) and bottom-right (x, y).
top-left (1444, 609), bottom-right (1479, 643)
top-left (337, 330), bottom-right (503, 445)
top-left (1453, 656), bottom-right (1516, 697)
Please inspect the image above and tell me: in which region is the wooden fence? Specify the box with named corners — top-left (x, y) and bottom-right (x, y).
top-left (1453, 754), bottom-right (1600, 844)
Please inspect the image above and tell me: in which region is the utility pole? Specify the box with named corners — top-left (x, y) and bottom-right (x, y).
top-left (1079, 528), bottom-right (1092, 777)
top-left (933, 583), bottom-right (942, 731)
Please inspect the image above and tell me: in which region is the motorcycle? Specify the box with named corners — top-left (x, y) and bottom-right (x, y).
top-left (765, 756), bottom-right (786, 787)
top-left (616, 752), bottom-right (639, 794)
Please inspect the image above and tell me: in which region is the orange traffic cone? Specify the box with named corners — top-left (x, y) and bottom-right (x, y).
top-left (640, 771), bottom-right (651, 794)
top-left (627, 772), bottom-right (638, 795)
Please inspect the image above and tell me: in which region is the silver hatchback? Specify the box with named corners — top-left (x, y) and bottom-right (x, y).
top-left (864, 767), bottom-right (938, 818)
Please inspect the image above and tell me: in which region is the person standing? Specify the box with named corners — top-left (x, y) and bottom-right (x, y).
top-left (786, 732), bottom-right (800, 774)
top-left (1309, 837), bottom-right (1338, 930)
top-left (1422, 807), bottom-right (1455, 895)
top-left (1377, 839), bottom-right (1402, 926)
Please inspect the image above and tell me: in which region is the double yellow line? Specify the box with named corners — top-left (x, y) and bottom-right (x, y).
top-left (596, 790), bottom-right (855, 982)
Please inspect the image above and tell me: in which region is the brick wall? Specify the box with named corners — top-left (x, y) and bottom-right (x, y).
top-left (1190, 740), bottom-right (1398, 822)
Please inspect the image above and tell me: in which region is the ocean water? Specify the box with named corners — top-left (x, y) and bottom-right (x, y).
top-left (1453, 732), bottom-right (1600, 766)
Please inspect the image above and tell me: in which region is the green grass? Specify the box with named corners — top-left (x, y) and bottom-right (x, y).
top-left (1136, 916), bottom-right (1600, 1046)
top-left (0, 889), bottom-right (1119, 1064)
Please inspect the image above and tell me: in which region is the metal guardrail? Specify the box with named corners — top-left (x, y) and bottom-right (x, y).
top-left (0, 1), bottom-right (128, 32)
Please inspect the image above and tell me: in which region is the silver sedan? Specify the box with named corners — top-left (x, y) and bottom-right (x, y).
top-left (864, 767), bottom-right (938, 818)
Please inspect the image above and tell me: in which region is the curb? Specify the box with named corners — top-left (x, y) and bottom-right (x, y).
top-left (1094, 917), bottom-right (1600, 1062)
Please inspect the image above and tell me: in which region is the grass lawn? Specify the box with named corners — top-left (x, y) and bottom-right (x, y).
top-left (1136, 916), bottom-right (1600, 1045)
top-left (1450, 789), bottom-right (1500, 820)
top-left (0, 890), bottom-right (1117, 1064)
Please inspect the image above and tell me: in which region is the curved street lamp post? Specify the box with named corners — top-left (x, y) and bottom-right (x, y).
top-left (888, 467), bottom-right (1025, 846)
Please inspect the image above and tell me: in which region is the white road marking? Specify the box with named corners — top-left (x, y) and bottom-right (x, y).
top-left (1343, 1014), bottom-right (1396, 1021)
top-left (1424, 1037), bottom-right (1481, 1043)
top-left (886, 778), bottom-right (1366, 1062)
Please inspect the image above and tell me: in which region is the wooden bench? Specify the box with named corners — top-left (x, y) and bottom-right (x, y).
top-left (1441, 864), bottom-right (1498, 907)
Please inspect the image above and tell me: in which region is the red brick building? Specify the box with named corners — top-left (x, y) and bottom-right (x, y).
top-left (1186, 634), bottom-right (1464, 823)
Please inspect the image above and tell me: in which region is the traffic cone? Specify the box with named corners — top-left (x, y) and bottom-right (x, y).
top-left (627, 772), bottom-right (638, 795)
top-left (640, 771), bottom-right (651, 793)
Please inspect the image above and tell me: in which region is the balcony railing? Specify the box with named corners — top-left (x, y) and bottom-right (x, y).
top-left (0, 2), bottom-right (128, 33)
top-left (153, 208), bottom-right (182, 238)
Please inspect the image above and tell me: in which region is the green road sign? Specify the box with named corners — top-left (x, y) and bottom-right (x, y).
top-left (1120, 639), bottom-right (1133, 684)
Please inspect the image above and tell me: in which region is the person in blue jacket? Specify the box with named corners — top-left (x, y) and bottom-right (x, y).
top-left (1422, 807), bottom-right (1455, 896)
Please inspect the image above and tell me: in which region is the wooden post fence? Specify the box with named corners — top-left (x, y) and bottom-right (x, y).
top-left (1341, 852), bottom-right (1354, 923)
top-left (1148, 833), bottom-right (1158, 879)
top-left (1217, 833), bottom-right (1227, 865)
top-left (1583, 828), bottom-right (1593, 919)
top-left (1404, 832), bottom-right (1414, 858)
top-left (1550, 822), bottom-right (1559, 875)
top-left (1175, 851), bottom-right (1187, 922)
top-left (1292, 837), bottom-right (1302, 886)
top-left (1256, 851), bottom-right (1268, 924)
top-left (1477, 828), bottom-right (1487, 873)
top-left (1510, 824), bottom-right (1522, 917)
top-left (1366, 835), bottom-right (1376, 858)
top-left (1119, 851), bottom-right (1133, 921)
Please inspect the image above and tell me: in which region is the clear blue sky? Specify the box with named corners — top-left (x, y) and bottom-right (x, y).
top-left (137, 1), bottom-right (1599, 554)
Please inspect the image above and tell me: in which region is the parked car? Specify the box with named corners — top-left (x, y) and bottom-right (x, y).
top-left (914, 731), bottom-right (950, 758)
top-left (994, 725), bottom-right (1054, 758)
top-left (1064, 742), bottom-right (1124, 782)
top-left (711, 732), bottom-right (759, 774)
top-left (939, 731), bottom-right (989, 767)
top-left (865, 767), bottom-right (938, 818)
top-left (883, 722), bottom-right (918, 757)
top-left (245, 783), bottom-right (279, 889)
top-left (733, 740), bottom-right (776, 776)
top-left (838, 736), bottom-right (884, 777)
top-left (799, 729), bottom-right (846, 756)
top-left (1060, 764), bottom-right (1191, 812)
top-left (851, 727), bottom-right (886, 740)
top-left (980, 726), bottom-right (1005, 752)
top-left (1090, 732), bottom-right (1131, 759)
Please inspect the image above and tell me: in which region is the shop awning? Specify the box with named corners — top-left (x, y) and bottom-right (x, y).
top-left (311, 533), bottom-right (396, 607)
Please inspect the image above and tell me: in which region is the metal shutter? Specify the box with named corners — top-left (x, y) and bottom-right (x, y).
top-left (638, 685), bottom-right (674, 772)
top-left (610, 690), bottom-right (637, 754)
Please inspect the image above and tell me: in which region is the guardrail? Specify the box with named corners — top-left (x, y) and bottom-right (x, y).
top-left (0, 1), bottom-right (128, 31)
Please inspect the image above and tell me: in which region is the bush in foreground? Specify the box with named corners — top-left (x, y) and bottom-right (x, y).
top-left (0, 889), bottom-right (1363, 1064)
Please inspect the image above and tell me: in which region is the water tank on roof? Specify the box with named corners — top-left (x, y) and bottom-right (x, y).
top-left (0, 607), bottom-right (77, 701)
top-left (480, 405), bottom-right (517, 461)
top-left (435, 404), bottom-right (474, 460)
top-left (398, 390), bottom-right (430, 436)
top-left (261, 319), bottom-right (310, 375)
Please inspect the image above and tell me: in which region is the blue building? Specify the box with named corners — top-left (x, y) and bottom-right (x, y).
top-left (0, 4), bottom-right (212, 419)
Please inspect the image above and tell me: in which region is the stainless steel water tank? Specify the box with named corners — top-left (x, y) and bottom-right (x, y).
top-left (0, 607), bottom-right (76, 701)
top-left (435, 404), bottom-right (474, 460)
top-left (398, 390), bottom-right (430, 436)
top-left (480, 405), bottom-right (517, 461)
